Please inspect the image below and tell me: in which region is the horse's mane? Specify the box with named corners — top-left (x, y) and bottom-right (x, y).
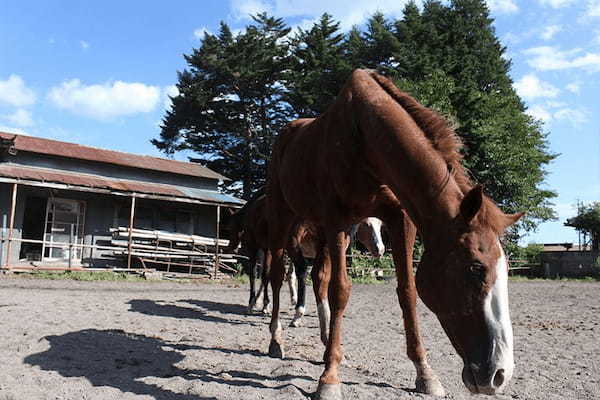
top-left (367, 71), bottom-right (472, 192)
top-left (367, 71), bottom-right (509, 234)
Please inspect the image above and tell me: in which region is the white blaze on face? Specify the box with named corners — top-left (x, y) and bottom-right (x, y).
top-left (483, 241), bottom-right (514, 389)
top-left (363, 217), bottom-right (385, 257)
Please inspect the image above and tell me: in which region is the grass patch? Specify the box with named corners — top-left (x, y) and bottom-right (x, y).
top-left (509, 275), bottom-right (600, 282)
top-left (17, 270), bottom-right (146, 282)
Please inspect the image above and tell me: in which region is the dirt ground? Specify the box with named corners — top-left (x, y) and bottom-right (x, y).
top-left (0, 276), bottom-right (598, 400)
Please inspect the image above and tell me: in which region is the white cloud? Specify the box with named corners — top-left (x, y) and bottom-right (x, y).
top-left (231, 0), bottom-right (273, 20)
top-left (554, 107), bottom-right (588, 126)
top-left (554, 202), bottom-right (577, 221)
top-left (0, 125), bottom-right (32, 136)
top-left (527, 101), bottom-right (589, 126)
top-left (537, 0), bottom-right (576, 8)
top-left (79, 40), bottom-right (90, 50)
top-left (48, 79), bottom-right (160, 120)
top-left (163, 85), bottom-right (180, 110)
top-left (487, 0), bottom-right (518, 14)
top-left (2, 109), bottom-right (34, 127)
top-left (566, 82), bottom-right (581, 93)
top-left (193, 26), bottom-right (211, 39)
top-left (540, 25), bottom-right (562, 40)
top-left (526, 104), bottom-right (553, 123)
top-left (514, 74), bottom-right (559, 99)
top-left (0, 75), bottom-right (36, 107)
top-left (524, 46), bottom-right (600, 71)
top-left (585, 0), bottom-right (600, 17)
top-left (231, 0), bottom-right (427, 31)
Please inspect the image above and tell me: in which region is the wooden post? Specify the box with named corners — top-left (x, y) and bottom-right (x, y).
top-left (127, 195), bottom-right (136, 270)
top-left (214, 205), bottom-right (221, 279)
top-left (68, 224), bottom-right (74, 270)
top-left (0, 215), bottom-right (6, 267)
top-left (5, 183), bottom-right (17, 268)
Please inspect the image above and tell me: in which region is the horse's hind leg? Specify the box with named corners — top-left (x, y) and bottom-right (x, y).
top-left (286, 262), bottom-right (298, 307)
top-left (311, 245), bottom-right (331, 344)
top-left (260, 250), bottom-right (271, 314)
top-left (246, 249), bottom-right (259, 312)
top-left (265, 220), bottom-right (294, 359)
top-left (387, 211), bottom-right (445, 397)
top-left (288, 245), bottom-right (308, 327)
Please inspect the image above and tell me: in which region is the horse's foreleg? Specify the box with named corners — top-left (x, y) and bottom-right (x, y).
top-left (311, 246), bottom-right (331, 345)
top-left (316, 230), bottom-right (351, 400)
top-left (388, 213), bottom-right (445, 397)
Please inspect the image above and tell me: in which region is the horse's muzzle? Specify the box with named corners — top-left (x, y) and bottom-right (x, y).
top-left (461, 361), bottom-right (511, 395)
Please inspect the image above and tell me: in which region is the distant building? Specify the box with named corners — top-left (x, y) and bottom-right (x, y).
top-left (540, 242), bottom-right (598, 278)
top-left (0, 131), bottom-right (244, 269)
top-left (541, 242), bottom-right (589, 252)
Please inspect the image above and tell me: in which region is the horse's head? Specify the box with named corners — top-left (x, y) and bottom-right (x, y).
top-left (356, 217), bottom-right (385, 258)
top-left (225, 210), bottom-right (244, 253)
top-left (416, 185), bottom-right (523, 395)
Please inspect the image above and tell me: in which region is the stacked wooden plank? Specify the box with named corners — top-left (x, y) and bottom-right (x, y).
top-left (110, 227), bottom-right (243, 276)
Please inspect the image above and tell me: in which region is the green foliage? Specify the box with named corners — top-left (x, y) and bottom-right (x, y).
top-left (19, 271), bottom-right (146, 282)
top-left (155, 0), bottom-right (557, 238)
top-left (516, 243), bottom-right (544, 264)
top-left (153, 14), bottom-right (292, 199)
top-left (286, 13), bottom-right (352, 116)
top-left (390, 0), bottom-right (557, 235)
top-left (348, 249), bottom-right (395, 281)
top-left (565, 202), bottom-right (600, 250)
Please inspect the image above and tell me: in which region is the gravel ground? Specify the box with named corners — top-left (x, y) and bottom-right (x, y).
top-left (0, 276), bottom-right (598, 400)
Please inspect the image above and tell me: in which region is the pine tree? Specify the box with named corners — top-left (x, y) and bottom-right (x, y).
top-left (390, 0), bottom-right (557, 234)
top-left (287, 13), bottom-right (351, 117)
top-left (153, 15), bottom-right (291, 199)
top-left (345, 13), bottom-right (400, 74)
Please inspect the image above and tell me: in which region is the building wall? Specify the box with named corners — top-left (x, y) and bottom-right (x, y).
top-left (0, 183), bottom-right (219, 268)
top-left (540, 251), bottom-right (600, 278)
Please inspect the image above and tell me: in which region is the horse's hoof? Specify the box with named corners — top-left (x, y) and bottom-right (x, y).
top-left (268, 340), bottom-right (285, 358)
top-left (415, 376), bottom-right (445, 397)
top-left (261, 307), bottom-right (270, 315)
top-left (289, 317), bottom-right (302, 327)
top-left (316, 383), bottom-right (343, 400)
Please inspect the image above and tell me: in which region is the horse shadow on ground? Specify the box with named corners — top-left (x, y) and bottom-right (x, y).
top-left (127, 299), bottom-right (259, 326)
top-left (24, 329), bottom-right (314, 399)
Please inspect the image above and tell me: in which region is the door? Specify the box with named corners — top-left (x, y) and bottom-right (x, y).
top-left (42, 198), bottom-right (86, 262)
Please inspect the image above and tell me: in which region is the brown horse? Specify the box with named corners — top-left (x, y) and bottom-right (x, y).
top-left (227, 191), bottom-right (386, 329)
top-left (265, 69), bottom-right (523, 399)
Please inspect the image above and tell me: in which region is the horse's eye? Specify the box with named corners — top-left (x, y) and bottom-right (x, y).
top-left (468, 262), bottom-right (486, 281)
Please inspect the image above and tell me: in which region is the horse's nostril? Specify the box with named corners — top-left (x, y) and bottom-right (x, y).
top-left (492, 369), bottom-right (505, 388)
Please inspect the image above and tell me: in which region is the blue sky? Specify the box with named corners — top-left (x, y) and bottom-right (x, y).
top-left (0, 0), bottom-right (598, 245)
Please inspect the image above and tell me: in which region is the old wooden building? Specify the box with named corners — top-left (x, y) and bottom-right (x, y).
top-left (0, 131), bottom-right (244, 272)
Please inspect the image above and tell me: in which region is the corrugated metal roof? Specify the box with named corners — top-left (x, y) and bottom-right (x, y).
top-left (0, 163), bottom-right (244, 206)
top-left (0, 131), bottom-right (228, 181)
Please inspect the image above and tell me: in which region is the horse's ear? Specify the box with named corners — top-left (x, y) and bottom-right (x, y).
top-left (460, 185), bottom-right (484, 224)
top-left (504, 212), bottom-right (525, 227)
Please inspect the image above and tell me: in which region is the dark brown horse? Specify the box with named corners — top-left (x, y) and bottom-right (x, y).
top-left (227, 191), bottom-right (386, 329)
top-left (265, 69), bottom-right (523, 399)
top-left (226, 190), bottom-right (312, 325)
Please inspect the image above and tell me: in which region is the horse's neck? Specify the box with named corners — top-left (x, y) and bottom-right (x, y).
top-left (355, 105), bottom-right (463, 240)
